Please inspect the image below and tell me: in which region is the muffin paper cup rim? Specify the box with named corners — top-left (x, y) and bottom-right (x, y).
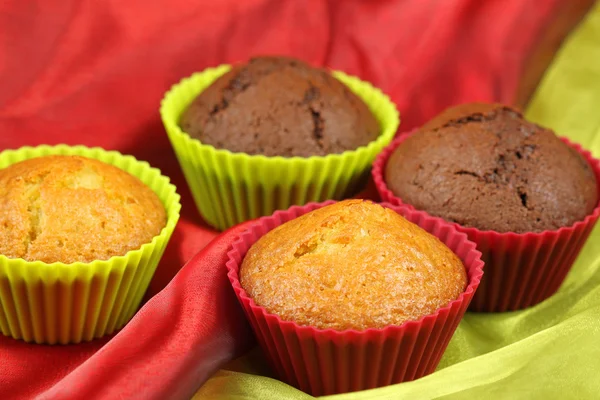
top-left (0, 144), bottom-right (182, 268)
top-left (159, 65), bottom-right (400, 163)
top-left (225, 200), bottom-right (484, 338)
top-left (372, 131), bottom-right (600, 238)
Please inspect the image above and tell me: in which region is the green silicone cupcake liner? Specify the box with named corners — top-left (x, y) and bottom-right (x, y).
top-left (160, 65), bottom-right (400, 230)
top-left (0, 145), bottom-right (181, 344)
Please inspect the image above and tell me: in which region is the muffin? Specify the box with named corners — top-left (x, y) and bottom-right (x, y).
top-left (0, 155), bottom-right (166, 263)
top-left (0, 147), bottom-right (180, 344)
top-left (180, 56), bottom-right (380, 157)
top-left (418, 102), bottom-right (511, 131)
top-left (373, 103), bottom-right (600, 311)
top-left (384, 104), bottom-right (598, 233)
top-left (227, 200), bottom-right (484, 396)
top-left (161, 56), bottom-right (399, 230)
top-left (240, 199), bottom-right (466, 330)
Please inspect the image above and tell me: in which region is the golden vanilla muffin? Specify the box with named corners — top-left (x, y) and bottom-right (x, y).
top-left (240, 200), bottom-right (467, 331)
top-left (0, 155), bottom-right (167, 264)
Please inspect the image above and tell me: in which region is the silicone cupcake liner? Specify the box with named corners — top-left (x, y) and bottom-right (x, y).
top-left (160, 65), bottom-right (400, 231)
top-left (226, 201), bottom-right (484, 396)
top-left (0, 145), bottom-right (181, 344)
top-left (373, 131), bottom-right (600, 312)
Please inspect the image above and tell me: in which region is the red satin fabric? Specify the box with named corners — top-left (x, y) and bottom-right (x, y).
top-left (0, 0), bottom-right (565, 399)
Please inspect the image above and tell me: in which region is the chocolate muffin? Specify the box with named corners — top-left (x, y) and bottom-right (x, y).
top-left (179, 56), bottom-right (380, 157)
top-left (385, 104), bottom-right (598, 233)
top-left (419, 102), bottom-right (512, 131)
top-left (240, 200), bottom-right (466, 331)
top-left (0, 155), bottom-right (167, 263)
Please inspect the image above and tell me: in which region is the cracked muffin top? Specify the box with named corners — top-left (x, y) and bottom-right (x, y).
top-left (240, 200), bottom-right (467, 331)
top-left (0, 155), bottom-right (166, 264)
top-left (179, 56), bottom-right (380, 157)
top-left (385, 103), bottom-right (598, 233)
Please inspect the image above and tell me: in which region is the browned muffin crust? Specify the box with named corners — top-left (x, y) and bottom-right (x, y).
top-left (0, 155), bottom-right (167, 263)
top-left (419, 103), bottom-right (513, 131)
top-left (385, 104), bottom-right (598, 233)
top-left (180, 56), bottom-right (380, 157)
top-left (240, 200), bottom-right (466, 331)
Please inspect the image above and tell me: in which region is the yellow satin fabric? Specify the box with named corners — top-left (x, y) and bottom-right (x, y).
top-left (194, 3), bottom-right (600, 398)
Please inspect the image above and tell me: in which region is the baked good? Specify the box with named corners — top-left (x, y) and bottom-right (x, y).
top-left (179, 56), bottom-right (380, 157)
top-left (239, 199), bottom-right (467, 330)
top-left (0, 155), bottom-right (167, 263)
top-left (419, 102), bottom-right (511, 131)
top-left (385, 104), bottom-right (598, 233)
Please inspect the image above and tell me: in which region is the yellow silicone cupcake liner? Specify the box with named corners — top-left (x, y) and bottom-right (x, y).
top-left (0, 145), bottom-right (181, 344)
top-left (160, 65), bottom-right (400, 231)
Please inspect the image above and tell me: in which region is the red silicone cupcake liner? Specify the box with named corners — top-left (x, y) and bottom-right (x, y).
top-left (226, 201), bottom-right (484, 396)
top-left (373, 131), bottom-right (600, 312)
